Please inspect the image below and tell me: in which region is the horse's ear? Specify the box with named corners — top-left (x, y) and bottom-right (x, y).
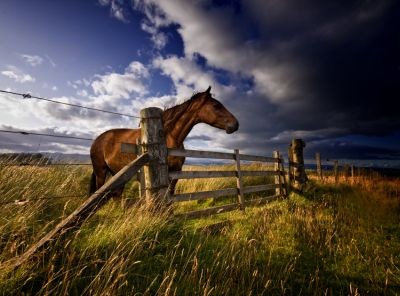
top-left (205, 86), bottom-right (211, 93)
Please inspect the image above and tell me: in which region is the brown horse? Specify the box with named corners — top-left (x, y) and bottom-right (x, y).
top-left (89, 86), bottom-right (239, 196)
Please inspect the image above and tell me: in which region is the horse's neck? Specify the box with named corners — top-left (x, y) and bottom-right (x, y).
top-left (164, 100), bottom-right (199, 148)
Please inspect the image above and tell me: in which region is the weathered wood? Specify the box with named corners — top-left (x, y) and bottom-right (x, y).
top-left (279, 157), bottom-right (289, 196)
top-left (242, 184), bottom-right (280, 194)
top-left (316, 152), bottom-right (322, 180)
top-left (173, 188), bottom-right (237, 202)
top-left (169, 170), bottom-right (237, 179)
top-left (273, 151), bottom-right (282, 196)
top-left (177, 203), bottom-right (239, 219)
top-left (236, 154), bottom-right (279, 163)
top-left (169, 170), bottom-right (278, 180)
top-left (4, 153), bottom-right (150, 270)
top-left (244, 194), bottom-right (283, 206)
top-left (343, 164), bottom-right (350, 182)
top-left (168, 148), bottom-right (279, 163)
top-left (168, 148), bottom-right (234, 160)
top-left (140, 108), bottom-right (170, 206)
top-left (334, 160), bottom-right (339, 184)
top-left (136, 138), bottom-right (146, 200)
top-left (235, 149), bottom-right (245, 210)
top-left (241, 170), bottom-right (280, 177)
top-left (351, 165), bottom-right (355, 184)
top-left (288, 139), bottom-right (307, 191)
top-left (120, 143), bottom-right (138, 154)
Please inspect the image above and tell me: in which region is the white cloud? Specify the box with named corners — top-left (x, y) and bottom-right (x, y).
top-left (77, 89), bottom-right (88, 97)
top-left (1, 66), bottom-right (35, 83)
top-left (153, 55), bottom-right (234, 101)
top-left (99, 0), bottom-right (129, 23)
top-left (135, 0), bottom-right (303, 104)
top-left (20, 54), bottom-right (44, 67)
top-left (91, 61), bottom-right (149, 100)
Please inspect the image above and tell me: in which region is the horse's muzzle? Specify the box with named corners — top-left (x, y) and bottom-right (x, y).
top-left (226, 121), bottom-right (239, 134)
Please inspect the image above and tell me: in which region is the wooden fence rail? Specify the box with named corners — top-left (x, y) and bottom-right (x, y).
top-left (167, 148), bottom-right (287, 219)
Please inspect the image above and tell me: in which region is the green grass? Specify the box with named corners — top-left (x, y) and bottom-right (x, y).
top-left (0, 163), bottom-right (399, 295)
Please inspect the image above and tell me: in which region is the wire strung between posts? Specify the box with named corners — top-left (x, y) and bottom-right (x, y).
top-left (0, 195), bottom-right (86, 206)
top-left (0, 129), bottom-right (93, 141)
top-left (0, 89), bottom-right (140, 119)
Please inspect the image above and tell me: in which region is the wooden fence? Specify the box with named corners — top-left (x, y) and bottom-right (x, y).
top-left (167, 148), bottom-right (287, 218)
top-left (5, 106), bottom-right (294, 270)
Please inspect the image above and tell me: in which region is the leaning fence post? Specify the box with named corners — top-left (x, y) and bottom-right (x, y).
top-left (234, 149), bottom-right (245, 211)
top-left (288, 139), bottom-right (307, 191)
top-left (316, 152), bottom-right (322, 181)
top-left (140, 107), bottom-right (170, 208)
top-left (273, 151), bottom-right (282, 196)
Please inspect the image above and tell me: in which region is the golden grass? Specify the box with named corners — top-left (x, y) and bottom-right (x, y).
top-left (0, 163), bottom-right (399, 295)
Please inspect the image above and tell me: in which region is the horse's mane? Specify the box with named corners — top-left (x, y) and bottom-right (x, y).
top-left (163, 92), bottom-right (204, 133)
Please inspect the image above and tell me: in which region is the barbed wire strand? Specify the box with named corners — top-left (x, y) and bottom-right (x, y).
top-left (0, 129), bottom-right (93, 141)
top-left (0, 89), bottom-right (140, 119)
top-left (0, 162), bottom-right (92, 166)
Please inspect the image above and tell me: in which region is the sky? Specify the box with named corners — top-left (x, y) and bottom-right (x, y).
top-left (0, 0), bottom-right (399, 168)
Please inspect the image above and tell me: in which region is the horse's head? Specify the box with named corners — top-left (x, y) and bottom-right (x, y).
top-left (196, 86), bottom-right (239, 134)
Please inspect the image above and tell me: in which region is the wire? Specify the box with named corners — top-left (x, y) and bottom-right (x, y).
top-left (0, 163), bottom-right (92, 166)
top-left (0, 195), bottom-right (86, 206)
top-left (0, 89), bottom-right (140, 119)
top-left (0, 129), bottom-right (93, 141)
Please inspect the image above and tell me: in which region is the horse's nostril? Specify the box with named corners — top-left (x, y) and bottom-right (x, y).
top-left (226, 121), bottom-right (239, 134)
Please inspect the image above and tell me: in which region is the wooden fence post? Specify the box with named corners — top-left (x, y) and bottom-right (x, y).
top-left (288, 139), bottom-right (307, 191)
top-left (234, 149), bottom-right (245, 211)
top-left (273, 151), bottom-right (282, 196)
top-left (343, 164), bottom-right (350, 182)
top-left (140, 107), bottom-right (170, 208)
top-left (351, 165), bottom-right (355, 185)
top-left (279, 156), bottom-right (289, 196)
top-left (334, 160), bottom-right (339, 184)
top-left (316, 152), bottom-right (322, 181)
top-left (136, 138), bottom-right (146, 200)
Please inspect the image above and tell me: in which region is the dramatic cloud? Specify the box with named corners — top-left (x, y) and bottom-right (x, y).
top-left (20, 54), bottom-right (44, 67)
top-left (1, 66), bottom-right (35, 83)
top-left (91, 61), bottom-right (149, 100)
top-left (133, 0), bottom-right (400, 162)
top-left (1, 1), bottom-right (398, 166)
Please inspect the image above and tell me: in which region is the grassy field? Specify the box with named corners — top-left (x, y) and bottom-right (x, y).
top-left (0, 163), bottom-right (399, 295)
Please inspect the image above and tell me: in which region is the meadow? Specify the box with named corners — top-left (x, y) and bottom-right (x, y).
top-left (0, 162), bottom-right (399, 295)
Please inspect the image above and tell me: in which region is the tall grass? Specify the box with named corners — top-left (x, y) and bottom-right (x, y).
top-left (0, 163), bottom-right (399, 295)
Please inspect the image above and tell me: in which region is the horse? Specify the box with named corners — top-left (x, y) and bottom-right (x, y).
top-left (89, 86), bottom-right (239, 197)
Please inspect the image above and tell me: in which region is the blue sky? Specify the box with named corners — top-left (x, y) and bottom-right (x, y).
top-left (0, 0), bottom-right (399, 168)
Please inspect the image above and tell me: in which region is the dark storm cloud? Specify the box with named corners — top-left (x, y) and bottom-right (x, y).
top-left (199, 0), bottom-right (400, 163)
top-left (135, 0), bottom-right (400, 164)
top-left (244, 0), bottom-right (400, 134)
